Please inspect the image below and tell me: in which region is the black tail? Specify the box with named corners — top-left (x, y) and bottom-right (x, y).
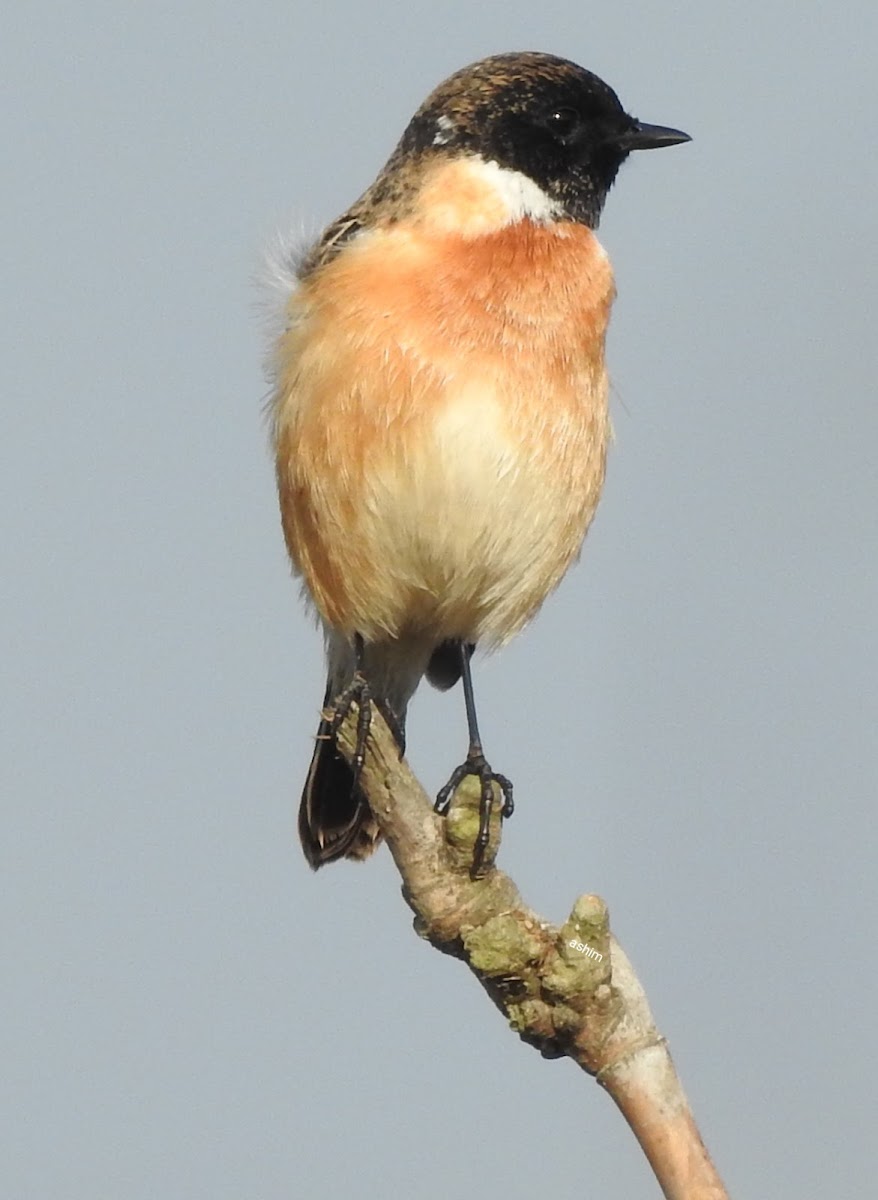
top-left (298, 689), bottom-right (405, 869)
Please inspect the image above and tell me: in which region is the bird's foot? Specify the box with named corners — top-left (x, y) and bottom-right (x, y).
top-left (329, 673), bottom-right (373, 789)
top-left (328, 677), bottom-right (406, 784)
top-left (435, 754), bottom-right (514, 877)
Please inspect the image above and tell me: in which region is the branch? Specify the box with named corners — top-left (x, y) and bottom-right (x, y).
top-left (334, 706), bottom-right (729, 1200)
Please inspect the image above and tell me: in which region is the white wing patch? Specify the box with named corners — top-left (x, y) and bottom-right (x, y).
top-left (432, 114), bottom-right (456, 146)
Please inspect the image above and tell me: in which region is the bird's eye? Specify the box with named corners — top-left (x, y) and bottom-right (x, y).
top-left (545, 107), bottom-right (581, 139)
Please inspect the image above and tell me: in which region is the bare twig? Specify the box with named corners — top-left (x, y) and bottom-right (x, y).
top-left (333, 705), bottom-right (729, 1200)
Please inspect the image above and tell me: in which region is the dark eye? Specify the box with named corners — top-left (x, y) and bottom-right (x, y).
top-left (545, 107), bottom-right (581, 139)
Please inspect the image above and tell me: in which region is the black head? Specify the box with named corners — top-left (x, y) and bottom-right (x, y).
top-left (394, 52), bottom-right (690, 228)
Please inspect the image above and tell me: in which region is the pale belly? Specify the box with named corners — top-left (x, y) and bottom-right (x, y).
top-left (284, 374), bottom-right (609, 645)
top-left (378, 407), bottom-right (604, 642)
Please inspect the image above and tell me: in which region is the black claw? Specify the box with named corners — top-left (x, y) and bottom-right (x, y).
top-left (471, 768), bottom-right (494, 877)
top-left (352, 686), bottom-right (372, 787)
top-left (434, 763), bottom-right (468, 816)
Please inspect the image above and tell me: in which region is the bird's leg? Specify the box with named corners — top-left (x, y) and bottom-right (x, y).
top-left (435, 642), bottom-right (514, 875)
top-left (328, 634), bottom-right (373, 790)
top-left (328, 636), bottom-right (406, 788)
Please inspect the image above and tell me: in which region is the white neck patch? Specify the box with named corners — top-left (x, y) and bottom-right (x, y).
top-left (466, 157), bottom-right (562, 224)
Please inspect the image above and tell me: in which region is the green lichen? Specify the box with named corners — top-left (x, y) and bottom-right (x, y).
top-left (463, 913), bottom-right (542, 975)
top-left (507, 998), bottom-right (547, 1034)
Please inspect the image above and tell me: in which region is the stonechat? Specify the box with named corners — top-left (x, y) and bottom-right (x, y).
top-left (267, 51), bottom-right (689, 870)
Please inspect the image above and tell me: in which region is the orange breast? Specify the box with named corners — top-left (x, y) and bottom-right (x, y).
top-left (272, 214), bottom-right (615, 643)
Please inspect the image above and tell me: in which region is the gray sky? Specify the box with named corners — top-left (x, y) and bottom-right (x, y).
top-left (3, 3), bottom-right (876, 1197)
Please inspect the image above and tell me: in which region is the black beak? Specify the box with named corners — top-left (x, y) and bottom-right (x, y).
top-left (616, 120), bottom-right (691, 151)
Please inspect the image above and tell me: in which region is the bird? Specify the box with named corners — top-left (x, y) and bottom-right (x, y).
top-left (268, 51), bottom-right (689, 872)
